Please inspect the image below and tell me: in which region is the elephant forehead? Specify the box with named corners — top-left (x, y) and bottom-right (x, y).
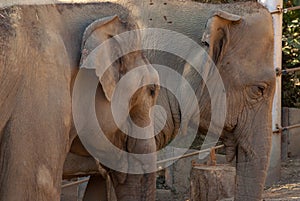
top-left (226, 48), bottom-right (274, 84)
top-left (148, 67), bottom-right (160, 85)
top-left (248, 15), bottom-right (272, 36)
top-left (134, 66), bottom-right (159, 85)
top-left (225, 14), bottom-right (274, 81)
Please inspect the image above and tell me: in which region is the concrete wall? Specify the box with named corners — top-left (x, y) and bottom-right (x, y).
top-left (61, 180), bottom-right (79, 201)
top-left (282, 107), bottom-right (300, 159)
top-left (61, 178), bottom-right (88, 201)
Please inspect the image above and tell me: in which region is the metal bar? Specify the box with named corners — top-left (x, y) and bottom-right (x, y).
top-left (276, 67), bottom-right (300, 76)
top-left (273, 123), bottom-right (300, 133)
top-left (62, 145), bottom-right (225, 188)
top-left (156, 144), bottom-right (225, 165)
top-left (61, 178), bottom-right (89, 188)
top-left (271, 5), bottom-right (283, 14)
top-left (285, 5), bottom-right (300, 12)
top-left (285, 123), bottom-right (300, 130)
top-left (271, 5), bottom-right (300, 14)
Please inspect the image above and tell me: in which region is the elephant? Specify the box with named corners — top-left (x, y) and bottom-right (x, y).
top-left (0, 3), bottom-right (159, 201)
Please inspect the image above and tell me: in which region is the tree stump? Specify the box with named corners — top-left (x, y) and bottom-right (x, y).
top-left (190, 165), bottom-right (236, 201)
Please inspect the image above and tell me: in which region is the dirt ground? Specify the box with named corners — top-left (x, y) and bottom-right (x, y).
top-left (263, 157), bottom-right (300, 200)
top-left (62, 157), bottom-right (300, 201)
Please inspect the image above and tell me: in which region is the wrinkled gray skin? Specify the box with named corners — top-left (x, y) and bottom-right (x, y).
top-left (0, 3), bottom-right (159, 201)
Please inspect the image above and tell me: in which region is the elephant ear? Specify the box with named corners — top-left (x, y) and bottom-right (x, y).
top-left (202, 10), bottom-right (241, 64)
top-left (79, 15), bottom-right (126, 101)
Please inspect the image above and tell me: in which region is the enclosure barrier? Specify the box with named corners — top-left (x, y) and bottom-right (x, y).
top-left (273, 123), bottom-right (300, 134)
top-left (156, 144), bottom-right (225, 165)
top-left (276, 67), bottom-right (300, 76)
top-left (271, 5), bottom-right (300, 14)
top-left (61, 145), bottom-right (225, 188)
top-left (274, 59), bottom-right (300, 135)
top-left (62, 178), bottom-right (90, 188)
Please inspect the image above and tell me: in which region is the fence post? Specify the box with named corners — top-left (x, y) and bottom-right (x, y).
top-left (258, 0), bottom-right (283, 186)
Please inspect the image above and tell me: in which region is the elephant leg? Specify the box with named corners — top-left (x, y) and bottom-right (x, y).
top-left (83, 175), bottom-right (107, 201)
top-left (0, 96), bottom-right (71, 201)
top-left (112, 137), bottom-right (157, 201)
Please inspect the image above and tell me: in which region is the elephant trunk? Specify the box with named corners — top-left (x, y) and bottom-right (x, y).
top-left (114, 172), bottom-right (156, 201)
top-left (234, 104), bottom-right (272, 201)
top-left (154, 87), bottom-right (181, 150)
top-left (114, 127), bottom-right (157, 201)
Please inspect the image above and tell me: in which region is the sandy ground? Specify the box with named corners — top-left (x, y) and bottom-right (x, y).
top-left (263, 157), bottom-right (300, 200)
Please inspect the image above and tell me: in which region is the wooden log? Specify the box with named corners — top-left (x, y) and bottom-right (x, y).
top-left (190, 165), bottom-right (236, 201)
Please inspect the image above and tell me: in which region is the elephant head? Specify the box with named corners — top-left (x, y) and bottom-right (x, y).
top-left (72, 15), bottom-right (159, 201)
top-left (194, 9), bottom-right (275, 200)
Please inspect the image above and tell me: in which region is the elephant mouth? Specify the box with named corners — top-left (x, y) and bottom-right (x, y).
top-left (220, 129), bottom-right (238, 163)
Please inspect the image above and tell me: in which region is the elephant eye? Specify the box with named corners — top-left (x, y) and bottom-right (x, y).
top-left (248, 84), bottom-right (267, 100)
top-left (149, 85), bottom-right (156, 97)
top-left (202, 41), bottom-right (209, 47)
top-left (252, 86), bottom-right (263, 96)
top-left (117, 57), bottom-right (126, 75)
top-left (257, 85), bottom-right (265, 95)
